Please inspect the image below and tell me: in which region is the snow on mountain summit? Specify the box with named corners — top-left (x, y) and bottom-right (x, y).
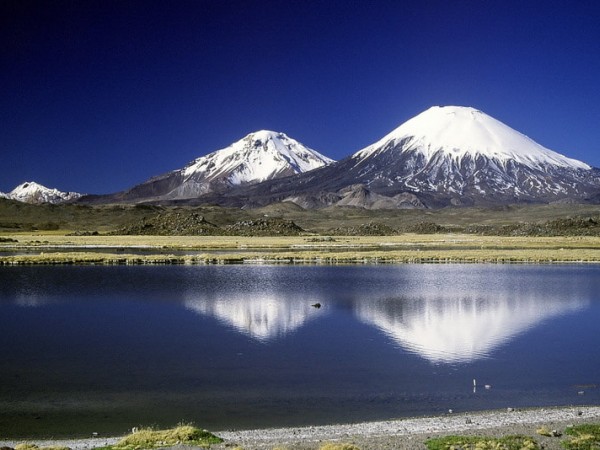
top-left (356, 105), bottom-right (590, 170)
top-left (182, 130), bottom-right (334, 184)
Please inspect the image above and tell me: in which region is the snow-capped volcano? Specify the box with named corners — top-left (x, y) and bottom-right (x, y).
top-left (343, 105), bottom-right (599, 206)
top-left (113, 130), bottom-right (333, 202)
top-left (3, 181), bottom-right (82, 204)
top-left (355, 106), bottom-right (590, 170)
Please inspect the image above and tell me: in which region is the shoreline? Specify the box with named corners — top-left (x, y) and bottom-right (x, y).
top-left (3, 234), bottom-right (600, 265)
top-left (4, 255), bottom-right (600, 265)
top-left (2, 406), bottom-right (600, 450)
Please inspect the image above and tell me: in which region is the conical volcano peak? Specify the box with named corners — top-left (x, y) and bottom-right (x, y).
top-left (357, 105), bottom-right (590, 170)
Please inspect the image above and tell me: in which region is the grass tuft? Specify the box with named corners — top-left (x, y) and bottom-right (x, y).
top-left (15, 445), bottom-right (70, 450)
top-left (319, 444), bottom-right (361, 450)
top-left (99, 425), bottom-right (222, 450)
top-left (536, 426), bottom-right (553, 437)
top-left (425, 434), bottom-right (539, 450)
top-left (562, 424), bottom-right (600, 449)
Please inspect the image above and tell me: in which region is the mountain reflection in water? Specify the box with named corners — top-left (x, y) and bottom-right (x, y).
top-left (183, 265), bottom-right (589, 363)
top-left (184, 292), bottom-right (323, 342)
top-left (355, 293), bottom-right (585, 363)
top-left (7, 265), bottom-right (593, 364)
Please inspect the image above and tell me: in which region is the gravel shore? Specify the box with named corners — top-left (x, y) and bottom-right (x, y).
top-left (2, 406), bottom-right (599, 450)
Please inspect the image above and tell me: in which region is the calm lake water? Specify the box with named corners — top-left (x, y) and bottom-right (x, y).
top-left (1, 264), bottom-right (599, 437)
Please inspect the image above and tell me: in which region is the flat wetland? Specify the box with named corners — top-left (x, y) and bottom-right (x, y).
top-left (2, 233), bottom-right (600, 264)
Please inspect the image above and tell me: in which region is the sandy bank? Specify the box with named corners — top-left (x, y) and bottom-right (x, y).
top-left (2, 406), bottom-right (599, 450)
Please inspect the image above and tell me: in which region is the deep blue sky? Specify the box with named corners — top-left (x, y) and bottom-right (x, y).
top-left (2, 0), bottom-right (599, 194)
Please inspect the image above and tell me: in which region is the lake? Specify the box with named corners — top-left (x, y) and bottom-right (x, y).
top-left (1, 264), bottom-right (599, 438)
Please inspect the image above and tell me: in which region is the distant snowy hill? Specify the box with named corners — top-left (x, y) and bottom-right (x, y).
top-left (2, 181), bottom-right (82, 204)
top-left (110, 130), bottom-right (334, 202)
top-left (217, 106), bottom-right (600, 208)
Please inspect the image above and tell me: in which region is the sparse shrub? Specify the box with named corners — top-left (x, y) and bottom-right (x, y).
top-left (328, 221), bottom-right (398, 236)
top-left (113, 211), bottom-right (224, 236)
top-left (306, 236), bottom-right (337, 242)
top-left (404, 222), bottom-right (446, 234)
top-left (224, 218), bottom-right (304, 236)
top-left (33, 222), bottom-right (60, 231)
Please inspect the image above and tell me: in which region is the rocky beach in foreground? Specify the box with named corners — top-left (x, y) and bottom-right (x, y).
top-left (2, 406), bottom-right (599, 450)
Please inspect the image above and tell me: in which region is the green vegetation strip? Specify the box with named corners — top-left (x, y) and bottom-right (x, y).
top-left (2, 249), bottom-right (600, 265)
top-left (425, 424), bottom-right (600, 450)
